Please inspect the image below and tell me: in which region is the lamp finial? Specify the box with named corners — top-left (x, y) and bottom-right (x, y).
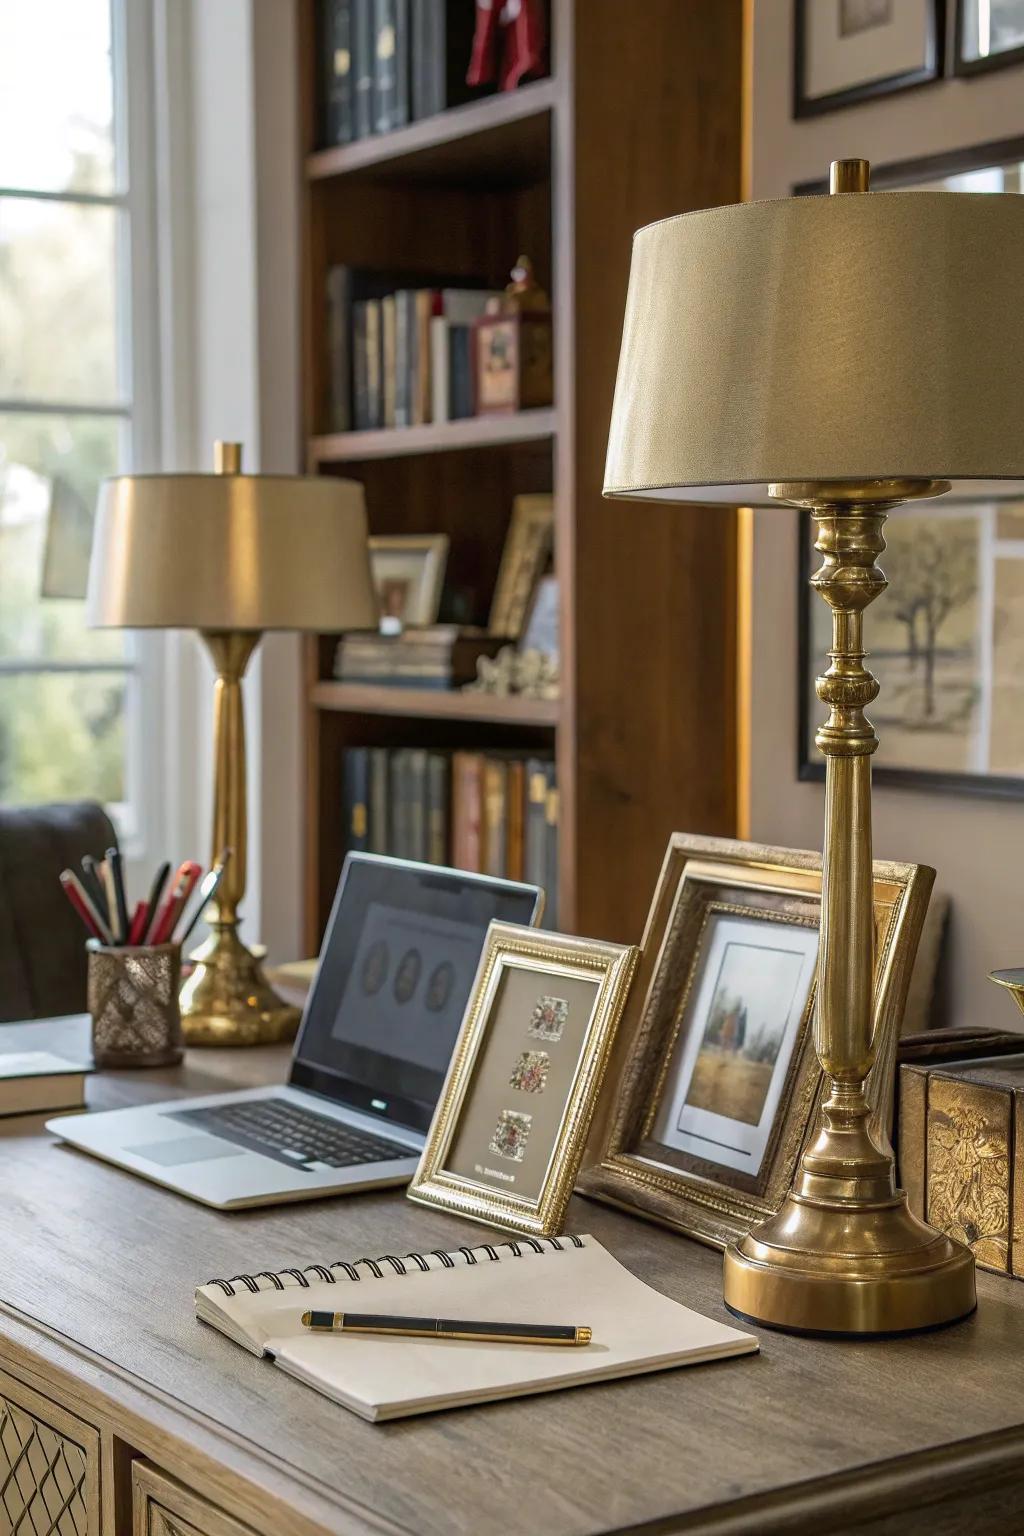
top-left (830, 158), bottom-right (870, 194)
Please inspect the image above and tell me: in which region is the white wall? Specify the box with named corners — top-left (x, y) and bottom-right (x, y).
top-left (748, 0), bottom-right (1024, 1029)
top-left (153, 0), bottom-right (303, 962)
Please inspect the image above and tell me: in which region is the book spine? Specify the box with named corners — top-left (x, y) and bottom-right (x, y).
top-left (451, 751), bottom-right (484, 872)
top-left (426, 751), bottom-right (449, 865)
top-left (373, 0), bottom-right (397, 133)
top-left (365, 298), bottom-right (383, 429)
top-left (413, 289), bottom-right (436, 426)
top-left (388, 749), bottom-right (409, 858)
top-left (411, 0), bottom-right (442, 119)
top-left (482, 758), bottom-right (507, 878)
top-left (448, 323), bottom-right (474, 419)
top-left (321, 0), bottom-right (355, 145)
top-left (393, 0), bottom-right (411, 130)
top-left (381, 293), bottom-right (397, 428)
top-left (394, 290), bottom-right (413, 428)
top-left (506, 759), bottom-right (525, 882)
top-left (353, 0), bottom-right (375, 138)
top-left (352, 299), bottom-right (371, 430)
top-left (407, 749), bottom-right (429, 862)
top-left (343, 748), bottom-right (370, 853)
top-left (326, 265), bottom-right (352, 433)
top-left (544, 764), bottom-right (559, 929)
top-left (430, 315), bottom-right (449, 425)
top-left (368, 748), bottom-right (390, 854)
top-left (525, 758), bottom-right (548, 907)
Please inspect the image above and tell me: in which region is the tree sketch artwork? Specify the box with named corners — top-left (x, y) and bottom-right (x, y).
top-left (802, 504), bottom-right (1024, 793)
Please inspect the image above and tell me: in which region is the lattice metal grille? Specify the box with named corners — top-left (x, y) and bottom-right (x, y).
top-left (0, 1394), bottom-right (89, 1536)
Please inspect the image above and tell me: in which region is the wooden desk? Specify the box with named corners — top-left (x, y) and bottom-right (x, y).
top-left (2, 1020), bottom-right (1024, 1536)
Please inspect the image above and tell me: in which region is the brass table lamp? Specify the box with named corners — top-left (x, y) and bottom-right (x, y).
top-left (604, 160), bottom-right (1024, 1334)
top-left (87, 442), bottom-right (377, 1046)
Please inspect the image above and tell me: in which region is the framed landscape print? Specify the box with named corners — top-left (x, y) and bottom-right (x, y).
top-left (793, 0), bottom-right (943, 118)
top-left (577, 836), bottom-right (933, 1250)
top-left (955, 0), bottom-right (1024, 74)
top-left (796, 141), bottom-right (1024, 797)
top-left (409, 922), bottom-right (638, 1237)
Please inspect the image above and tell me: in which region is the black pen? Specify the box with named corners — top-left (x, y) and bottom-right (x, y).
top-left (139, 861), bottom-right (171, 944)
top-left (80, 855), bottom-right (109, 923)
top-left (107, 846), bottom-right (130, 946)
top-left (176, 848), bottom-right (232, 946)
top-left (300, 1311), bottom-right (592, 1345)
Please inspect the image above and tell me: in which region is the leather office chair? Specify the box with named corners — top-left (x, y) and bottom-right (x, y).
top-left (0, 801), bottom-right (118, 1022)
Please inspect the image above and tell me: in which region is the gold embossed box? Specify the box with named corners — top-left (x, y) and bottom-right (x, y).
top-left (900, 1055), bottom-right (1024, 1276)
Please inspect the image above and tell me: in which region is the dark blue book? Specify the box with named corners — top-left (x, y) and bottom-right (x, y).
top-left (343, 749), bottom-right (370, 853)
top-left (320, 0), bottom-right (355, 145)
top-left (353, 0), bottom-right (375, 138)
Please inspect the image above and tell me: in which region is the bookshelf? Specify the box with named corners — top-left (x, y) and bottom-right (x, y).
top-left (299, 0), bottom-right (744, 952)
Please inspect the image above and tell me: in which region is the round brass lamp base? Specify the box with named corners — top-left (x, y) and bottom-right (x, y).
top-left (723, 1191), bottom-right (976, 1336)
top-left (179, 923), bottom-right (301, 1047)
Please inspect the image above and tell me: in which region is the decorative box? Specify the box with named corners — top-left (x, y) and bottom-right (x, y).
top-left (900, 1052), bottom-right (1024, 1277)
top-left (473, 254), bottom-right (553, 414)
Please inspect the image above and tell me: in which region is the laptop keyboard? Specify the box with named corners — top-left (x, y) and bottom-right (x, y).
top-left (167, 1098), bottom-right (414, 1172)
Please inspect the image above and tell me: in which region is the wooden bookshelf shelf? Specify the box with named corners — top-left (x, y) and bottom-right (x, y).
top-left (310, 408), bottom-right (557, 464)
top-left (305, 79), bottom-right (554, 187)
top-left (311, 681), bottom-right (560, 728)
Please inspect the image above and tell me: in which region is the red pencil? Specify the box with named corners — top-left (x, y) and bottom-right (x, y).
top-left (150, 862), bottom-right (202, 945)
top-left (60, 870), bottom-right (113, 945)
top-left (127, 900), bottom-right (149, 946)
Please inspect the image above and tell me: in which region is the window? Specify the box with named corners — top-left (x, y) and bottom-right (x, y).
top-left (0, 0), bottom-right (156, 842)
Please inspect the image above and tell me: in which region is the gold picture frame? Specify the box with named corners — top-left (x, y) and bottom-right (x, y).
top-left (488, 494), bottom-right (554, 640)
top-left (408, 922), bottom-right (638, 1237)
top-left (577, 835), bottom-right (934, 1250)
top-left (368, 534), bottom-right (448, 626)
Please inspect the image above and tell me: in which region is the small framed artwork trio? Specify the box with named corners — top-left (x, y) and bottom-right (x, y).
top-left (409, 834), bottom-right (934, 1247)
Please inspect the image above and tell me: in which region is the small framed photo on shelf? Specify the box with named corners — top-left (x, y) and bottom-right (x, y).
top-left (408, 922), bottom-right (638, 1237)
top-left (368, 534), bottom-right (448, 627)
top-left (488, 494), bottom-right (554, 640)
top-left (793, 0), bottom-right (943, 118)
top-left (954, 0), bottom-right (1024, 74)
top-left (519, 575), bottom-right (559, 659)
top-left (578, 835), bottom-right (934, 1250)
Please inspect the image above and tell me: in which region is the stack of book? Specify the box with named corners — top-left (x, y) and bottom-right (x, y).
top-left (327, 269), bottom-right (500, 433)
top-left (335, 627), bottom-right (506, 688)
top-left (343, 748), bottom-right (558, 918)
top-left (319, 0), bottom-right (486, 148)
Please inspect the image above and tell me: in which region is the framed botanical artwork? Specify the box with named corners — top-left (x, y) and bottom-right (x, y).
top-left (408, 922), bottom-right (638, 1237)
top-left (954, 0), bottom-right (1024, 74)
top-left (795, 141), bottom-right (1024, 797)
top-left (793, 0), bottom-right (944, 118)
top-left (577, 835), bottom-right (933, 1251)
top-left (368, 534), bottom-right (448, 627)
top-left (488, 493), bottom-right (554, 640)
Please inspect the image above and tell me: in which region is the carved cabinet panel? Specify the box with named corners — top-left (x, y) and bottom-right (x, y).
top-left (0, 1367), bottom-right (101, 1536)
top-left (132, 1463), bottom-right (259, 1536)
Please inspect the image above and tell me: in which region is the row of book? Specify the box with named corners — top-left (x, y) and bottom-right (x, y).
top-left (343, 747), bottom-right (558, 919)
top-left (319, 0), bottom-right (485, 146)
top-left (329, 269), bottom-right (499, 433)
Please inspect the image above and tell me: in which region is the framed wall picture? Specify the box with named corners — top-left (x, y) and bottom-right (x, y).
top-left (577, 835), bottom-right (933, 1251)
top-left (793, 0), bottom-right (944, 118)
top-left (367, 534), bottom-right (448, 627)
top-left (955, 0), bottom-right (1024, 74)
top-left (796, 142), bottom-right (1024, 798)
top-left (408, 922), bottom-right (638, 1237)
top-left (488, 493), bottom-right (554, 640)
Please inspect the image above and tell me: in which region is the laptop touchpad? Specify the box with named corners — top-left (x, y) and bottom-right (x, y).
top-left (124, 1135), bottom-right (248, 1167)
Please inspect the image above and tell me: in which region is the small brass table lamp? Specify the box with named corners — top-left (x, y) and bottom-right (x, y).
top-left (87, 442), bottom-right (377, 1046)
top-left (604, 160), bottom-right (1024, 1334)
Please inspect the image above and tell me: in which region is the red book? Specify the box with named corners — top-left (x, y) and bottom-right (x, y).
top-left (451, 751), bottom-right (484, 873)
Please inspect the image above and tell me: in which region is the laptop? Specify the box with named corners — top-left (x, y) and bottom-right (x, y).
top-left (48, 854), bottom-right (542, 1208)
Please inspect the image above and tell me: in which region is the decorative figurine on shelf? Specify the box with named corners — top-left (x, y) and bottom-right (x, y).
top-left (474, 256), bottom-right (553, 414)
top-left (466, 0), bottom-right (548, 93)
top-left (466, 646), bottom-right (559, 700)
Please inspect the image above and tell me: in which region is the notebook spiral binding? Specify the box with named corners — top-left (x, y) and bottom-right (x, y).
top-left (207, 1234), bottom-right (585, 1297)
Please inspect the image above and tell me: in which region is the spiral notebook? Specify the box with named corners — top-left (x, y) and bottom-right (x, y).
top-left (195, 1234), bottom-right (757, 1421)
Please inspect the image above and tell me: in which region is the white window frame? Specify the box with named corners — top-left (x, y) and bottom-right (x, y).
top-left (0, 0), bottom-right (165, 864)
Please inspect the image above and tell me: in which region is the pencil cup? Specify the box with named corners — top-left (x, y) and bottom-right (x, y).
top-left (87, 943), bottom-right (185, 1069)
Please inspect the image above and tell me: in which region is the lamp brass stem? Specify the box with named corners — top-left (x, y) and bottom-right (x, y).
top-left (204, 629), bottom-right (257, 927)
top-left (723, 483), bottom-right (976, 1333)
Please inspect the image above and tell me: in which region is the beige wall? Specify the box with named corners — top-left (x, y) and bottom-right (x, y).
top-left (748, 0), bottom-right (1024, 1029)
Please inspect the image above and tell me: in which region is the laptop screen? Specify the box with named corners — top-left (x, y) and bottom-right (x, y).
top-left (289, 855), bottom-right (542, 1133)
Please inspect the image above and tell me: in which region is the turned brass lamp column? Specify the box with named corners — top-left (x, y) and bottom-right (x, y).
top-left (87, 441), bottom-right (378, 1046)
top-left (603, 157), bottom-right (1024, 1333)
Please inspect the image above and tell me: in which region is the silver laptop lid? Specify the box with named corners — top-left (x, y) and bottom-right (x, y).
top-left (289, 854), bottom-right (543, 1135)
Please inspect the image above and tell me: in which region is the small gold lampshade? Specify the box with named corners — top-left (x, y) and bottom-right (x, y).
top-left (604, 162), bottom-right (1024, 1336)
top-left (87, 442), bottom-right (377, 1045)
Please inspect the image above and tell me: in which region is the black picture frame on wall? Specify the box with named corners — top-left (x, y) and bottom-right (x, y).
top-left (794, 0), bottom-right (945, 118)
top-left (796, 137), bottom-right (1024, 801)
top-left (954, 0), bottom-right (1024, 75)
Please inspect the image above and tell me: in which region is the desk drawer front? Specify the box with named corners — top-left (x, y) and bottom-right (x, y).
top-left (133, 1462), bottom-right (258, 1536)
top-left (0, 1367), bottom-right (100, 1536)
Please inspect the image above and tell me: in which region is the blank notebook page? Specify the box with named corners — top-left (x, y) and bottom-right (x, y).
top-left (196, 1234), bottom-right (757, 1422)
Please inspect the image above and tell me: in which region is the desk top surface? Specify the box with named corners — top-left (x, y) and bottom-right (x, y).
top-left (2, 1018), bottom-right (1024, 1536)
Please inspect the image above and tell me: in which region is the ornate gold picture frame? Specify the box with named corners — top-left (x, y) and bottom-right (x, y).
top-left (408, 922), bottom-right (638, 1237)
top-left (577, 835), bottom-right (933, 1251)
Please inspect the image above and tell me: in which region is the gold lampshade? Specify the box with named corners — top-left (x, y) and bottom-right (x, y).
top-left (87, 442), bottom-right (378, 1047)
top-left (604, 162), bottom-right (1024, 1337)
top-left (605, 187), bottom-right (1024, 503)
top-left (87, 460), bottom-right (378, 632)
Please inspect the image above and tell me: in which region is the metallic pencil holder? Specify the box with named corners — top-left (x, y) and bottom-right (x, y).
top-left (87, 942), bottom-right (185, 1069)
